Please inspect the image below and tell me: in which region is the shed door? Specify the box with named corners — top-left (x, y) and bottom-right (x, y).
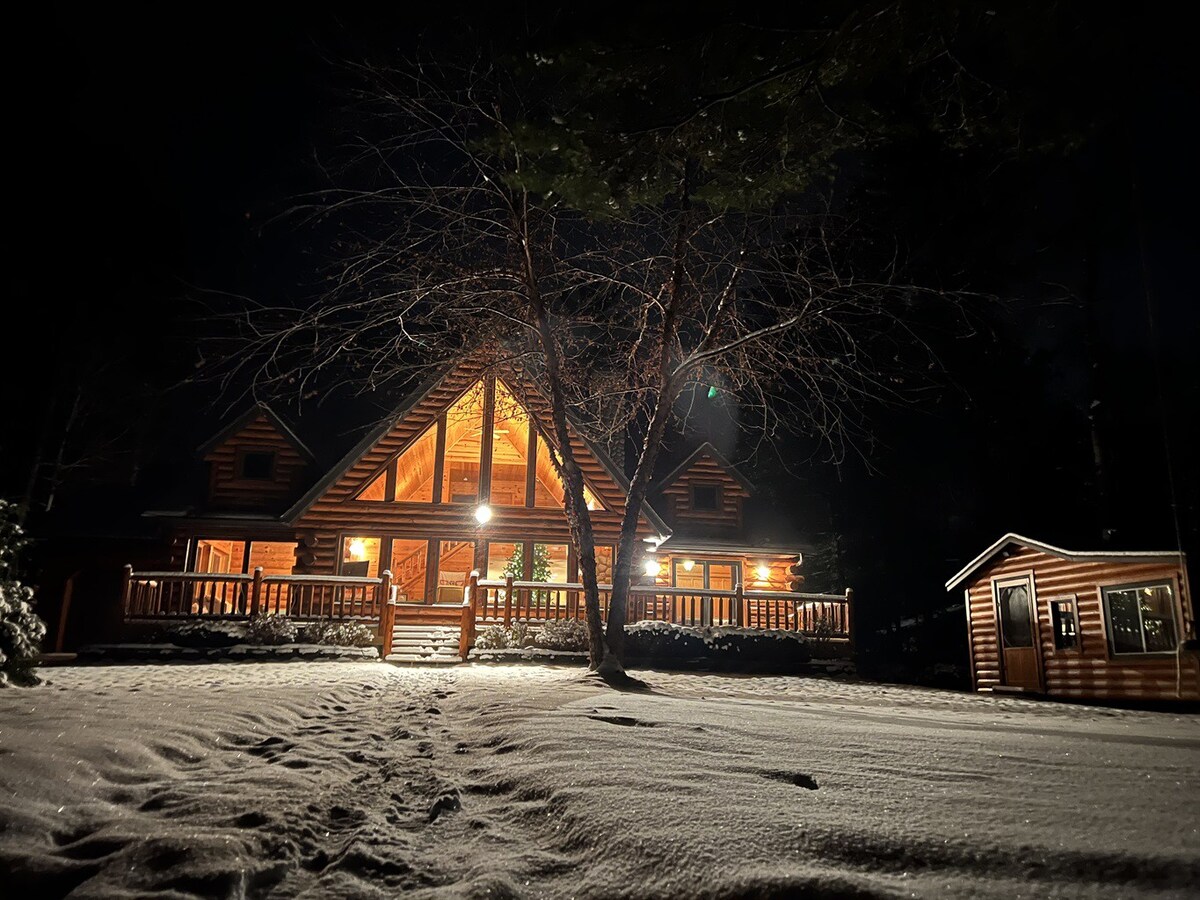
top-left (994, 576), bottom-right (1042, 692)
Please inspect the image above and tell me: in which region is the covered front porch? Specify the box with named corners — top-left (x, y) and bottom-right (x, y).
top-left (121, 566), bottom-right (853, 663)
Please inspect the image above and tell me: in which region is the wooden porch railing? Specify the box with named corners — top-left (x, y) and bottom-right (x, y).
top-left (122, 566), bottom-right (394, 623)
top-left (463, 575), bottom-right (853, 659)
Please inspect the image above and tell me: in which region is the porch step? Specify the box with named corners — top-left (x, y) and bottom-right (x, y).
top-left (385, 625), bottom-right (463, 665)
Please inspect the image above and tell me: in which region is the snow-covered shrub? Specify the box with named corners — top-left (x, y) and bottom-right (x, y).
top-left (302, 620), bottom-right (376, 647)
top-left (474, 622), bottom-right (536, 650)
top-left (536, 618), bottom-right (589, 651)
top-left (245, 614), bottom-right (298, 645)
top-left (0, 501), bottom-right (47, 687)
top-left (624, 622), bottom-right (812, 672)
top-left (475, 624), bottom-right (510, 650)
top-left (161, 620), bottom-right (247, 648)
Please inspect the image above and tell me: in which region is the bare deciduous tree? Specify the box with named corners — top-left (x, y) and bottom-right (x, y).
top-left (223, 26), bottom-right (967, 674)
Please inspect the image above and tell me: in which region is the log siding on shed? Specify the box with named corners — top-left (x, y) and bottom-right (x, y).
top-left (961, 544), bottom-right (1196, 702)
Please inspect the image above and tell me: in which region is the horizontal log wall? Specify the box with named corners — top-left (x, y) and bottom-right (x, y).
top-left (965, 547), bottom-right (1197, 702)
top-left (204, 414), bottom-right (310, 510)
top-left (660, 452), bottom-right (749, 531)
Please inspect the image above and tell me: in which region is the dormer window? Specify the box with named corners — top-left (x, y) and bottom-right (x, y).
top-left (238, 450), bottom-right (276, 481)
top-left (691, 484), bottom-right (720, 511)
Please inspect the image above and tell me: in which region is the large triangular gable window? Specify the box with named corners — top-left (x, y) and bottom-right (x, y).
top-left (354, 377), bottom-right (604, 510)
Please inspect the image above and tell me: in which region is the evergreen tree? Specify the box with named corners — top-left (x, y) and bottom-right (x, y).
top-left (0, 500), bottom-right (47, 687)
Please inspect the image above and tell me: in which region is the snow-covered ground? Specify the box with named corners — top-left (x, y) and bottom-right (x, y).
top-left (1, 663), bottom-right (1197, 898)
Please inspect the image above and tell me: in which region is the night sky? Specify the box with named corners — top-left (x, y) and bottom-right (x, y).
top-left (5, 4), bottom-right (1197, 679)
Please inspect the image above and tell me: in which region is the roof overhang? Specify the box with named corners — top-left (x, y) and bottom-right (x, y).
top-left (653, 535), bottom-right (804, 558)
top-left (944, 532), bottom-right (1185, 592)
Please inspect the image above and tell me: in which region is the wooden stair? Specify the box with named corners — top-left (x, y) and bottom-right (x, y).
top-left (385, 623), bottom-right (462, 665)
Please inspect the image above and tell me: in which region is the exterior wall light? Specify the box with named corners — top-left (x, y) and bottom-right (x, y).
top-left (644, 559), bottom-right (661, 577)
top-left (755, 564), bottom-right (771, 581)
top-left (474, 505), bottom-right (493, 524)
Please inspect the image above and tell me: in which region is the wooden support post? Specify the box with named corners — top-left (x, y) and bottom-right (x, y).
top-left (381, 603), bottom-right (395, 660)
top-left (250, 567), bottom-right (264, 617)
top-left (504, 574), bottom-right (514, 626)
top-left (845, 587), bottom-right (855, 651)
top-left (733, 581), bottom-right (744, 627)
top-left (380, 569), bottom-right (393, 618)
top-left (120, 564), bottom-right (133, 617)
top-left (460, 571), bottom-right (479, 661)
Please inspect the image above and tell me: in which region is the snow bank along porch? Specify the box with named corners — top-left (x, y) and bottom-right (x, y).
top-left (114, 359), bottom-right (852, 663)
top-left (947, 533), bottom-right (1197, 702)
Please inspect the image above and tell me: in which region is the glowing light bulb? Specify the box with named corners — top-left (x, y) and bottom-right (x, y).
top-left (474, 504), bottom-right (493, 524)
top-left (682, 559), bottom-right (695, 571)
top-left (755, 564), bottom-right (771, 581)
top-left (348, 539), bottom-right (367, 561)
top-left (644, 559), bottom-right (661, 577)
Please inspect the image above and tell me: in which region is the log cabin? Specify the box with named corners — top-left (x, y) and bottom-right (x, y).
top-left (947, 534), bottom-right (1198, 702)
top-left (122, 360), bottom-right (851, 661)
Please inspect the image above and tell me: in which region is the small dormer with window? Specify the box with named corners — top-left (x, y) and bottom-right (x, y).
top-left (198, 404), bottom-right (315, 511)
top-left (653, 443), bottom-right (753, 537)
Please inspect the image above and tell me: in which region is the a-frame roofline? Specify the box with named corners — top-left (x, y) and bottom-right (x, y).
top-left (196, 402), bottom-right (315, 463)
top-left (652, 441), bottom-right (755, 496)
top-left (281, 362), bottom-right (671, 535)
top-left (944, 532), bottom-right (1186, 592)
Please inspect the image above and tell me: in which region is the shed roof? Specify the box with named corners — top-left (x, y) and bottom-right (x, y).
top-left (944, 533), bottom-right (1185, 591)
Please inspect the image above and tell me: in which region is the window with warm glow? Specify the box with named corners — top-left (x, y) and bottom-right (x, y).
top-left (435, 540), bottom-right (475, 603)
top-left (352, 377), bottom-right (606, 512)
top-left (341, 536), bottom-right (382, 578)
top-left (192, 539), bottom-right (295, 576)
top-left (390, 539), bottom-right (429, 602)
top-left (491, 381), bottom-right (530, 507)
top-left (442, 383), bottom-right (486, 504)
top-left (394, 423), bottom-right (438, 502)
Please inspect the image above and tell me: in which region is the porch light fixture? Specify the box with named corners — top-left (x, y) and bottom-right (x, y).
top-left (644, 559), bottom-right (661, 577)
top-left (755, 564), bottom-right (771, 581)
top-left (474, 504), bottom-right (493, 524)
top-left (682, 559), bottom-right (695, 571)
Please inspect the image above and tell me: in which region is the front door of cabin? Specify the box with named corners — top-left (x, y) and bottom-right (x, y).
top-left (994, 575), bottom-right (1042, 692)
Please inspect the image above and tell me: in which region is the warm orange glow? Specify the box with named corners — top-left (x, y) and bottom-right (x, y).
top-left (755, 564), bottom-right (771, 581)
top-left (348, 539), bottom-right (368, 561)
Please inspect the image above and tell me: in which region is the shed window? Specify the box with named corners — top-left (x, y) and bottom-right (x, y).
top-left (691, 484), bottom-right (719, 511)
top-left (1103, 582), bottom-right (1178, 655)
top-left (239, 451), bottom-right (275, 480)
top-left (1049, 598), bottom-right (1079, 651)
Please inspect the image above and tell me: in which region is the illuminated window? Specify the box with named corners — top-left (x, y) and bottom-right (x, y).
top-left (341, 536), bottom-right (382, 578)
top-left (389, 539), bottom-right (429, 603)
top-left (532, 431), bottom-right (604, 510)
top-left (357, 470), bottom-right (387, 501)
top-left (435, 540), bottom-right (475, 603)
top-left (394, 423), bottom-right (439, 502)
top-left (1103, 582), bottom-right (1178, 654)
top-left (442, 383), bottom-right (486, 504)
top-left (1048, 598), bottom-right (1078, 651)
top-left (191, 539), bottom-right (293, 576)
top-left (491, 381), bottom-right (530, 507)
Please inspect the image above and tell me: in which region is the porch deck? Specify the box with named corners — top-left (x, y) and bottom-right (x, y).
top-left (121, 567), bottom-right (853, 661)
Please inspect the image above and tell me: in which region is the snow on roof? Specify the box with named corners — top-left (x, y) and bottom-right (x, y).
top-left (944, 532), bottom-right (1185, 591)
